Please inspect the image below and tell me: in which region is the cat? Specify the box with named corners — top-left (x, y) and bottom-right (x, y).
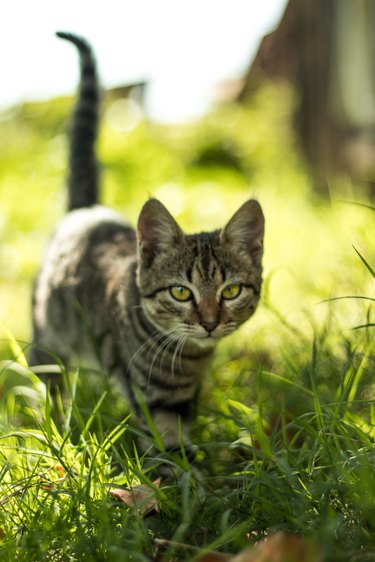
top-left (30, 32), bottom-right (265, 456)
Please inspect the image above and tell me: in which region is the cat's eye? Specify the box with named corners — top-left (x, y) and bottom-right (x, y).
top-left (170, 286), bottom-right (192, 302)
top-left (221, 283), bottom-right (242, 300)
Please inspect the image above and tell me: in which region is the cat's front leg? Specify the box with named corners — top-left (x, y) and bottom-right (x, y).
top-left (151, 408), bottom-right (192, 452)
top-left (138, 400), bottom-right (198, 466)
top-left (139, 406), bottom-right (199, 479)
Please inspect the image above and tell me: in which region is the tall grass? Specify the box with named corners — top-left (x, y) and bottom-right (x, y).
top-left (0, 85), bottom-right (374, 560)
top-left (1, 312), bottom-right (374, 560)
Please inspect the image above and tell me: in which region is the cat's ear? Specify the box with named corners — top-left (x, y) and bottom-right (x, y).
top-left (137, 198), bottom-right (184, 266)
top-left (220, 199), bottom-right (264, 262)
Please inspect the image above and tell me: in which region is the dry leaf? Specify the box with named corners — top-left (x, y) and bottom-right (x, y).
top-left (232, 532), bottom-right (323, 562)
top-left (195, 533), bottom-right (323, 562)
top-left (109, 477), bottom-right (162, 515)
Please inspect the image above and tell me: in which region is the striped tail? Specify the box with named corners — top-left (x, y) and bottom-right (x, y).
top-left (56, 32), bottom-right (100, 211)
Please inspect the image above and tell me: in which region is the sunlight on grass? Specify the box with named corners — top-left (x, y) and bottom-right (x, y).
top-left (0, 84), bottom-right (374, 560)
top-left (1, 85), bottom-right (373, 347)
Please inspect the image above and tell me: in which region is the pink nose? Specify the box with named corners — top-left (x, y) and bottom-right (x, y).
top-left (200, 319), bottom-right (219, 333)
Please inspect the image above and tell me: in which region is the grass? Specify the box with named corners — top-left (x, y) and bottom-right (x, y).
top-left (1, 329), bottom-right (374, 561)
top-left (0, 83), bottom-right (375, 560)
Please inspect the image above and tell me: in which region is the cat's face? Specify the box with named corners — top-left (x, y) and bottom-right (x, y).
top-left (136, 199), bottom-right (264, 345)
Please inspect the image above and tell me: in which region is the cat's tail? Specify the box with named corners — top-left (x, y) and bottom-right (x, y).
top-left (56, 31), bottom-right (100, 211)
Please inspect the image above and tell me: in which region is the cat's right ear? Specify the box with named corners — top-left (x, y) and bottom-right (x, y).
top-left (137, 198), bottom-right (184, 266)
top-left (220, 199), bottom-right (264, 264)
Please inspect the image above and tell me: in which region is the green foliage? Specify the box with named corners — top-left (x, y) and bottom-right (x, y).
top-left (1, 333), bottom-right (374, 560)
top-left (0, 83), bottom-right (374, 560)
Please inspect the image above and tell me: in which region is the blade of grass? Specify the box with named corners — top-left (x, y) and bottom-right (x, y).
top-left (353, 246), bottom-right (375, 278)
top-left (135, 387), bottom-right (165, 453)
top-left (256, 371), bottom-right (273, 458)
top-left (309, 339), bottom-right (324, 431)
top-left (1, 323), bottom-right (28, 368)
top-left (321, 296), bottom-right (375, 303)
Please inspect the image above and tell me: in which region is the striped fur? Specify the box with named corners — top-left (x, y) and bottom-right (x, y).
top-left (30, 33), bottom-right (265, 453)
top-left (56, 32), bottom-right (100, 211)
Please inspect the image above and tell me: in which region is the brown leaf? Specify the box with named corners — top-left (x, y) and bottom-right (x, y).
top-left (109, 477), bottom-right (162, 516)
top-left (195, 533), bottom-right (323, 562)
top-left (232, 532), bottom-right (324, 562)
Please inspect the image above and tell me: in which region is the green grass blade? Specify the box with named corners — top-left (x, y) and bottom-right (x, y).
top-left (135, 387), bottom-right (165, 452)
top-left (1, 323), bottom-right (28, 368)
top-left (353, 246), bottom-right (375, 278)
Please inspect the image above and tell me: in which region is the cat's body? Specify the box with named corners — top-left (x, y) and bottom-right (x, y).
top-left (30, 32), bottom-right (265, 452)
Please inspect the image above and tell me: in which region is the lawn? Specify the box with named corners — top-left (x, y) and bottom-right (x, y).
top-left (0, 83), bottom-right (374, 561)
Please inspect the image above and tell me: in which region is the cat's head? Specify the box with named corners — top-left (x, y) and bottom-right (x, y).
top-left (136, 198), bottom-right (264, 345)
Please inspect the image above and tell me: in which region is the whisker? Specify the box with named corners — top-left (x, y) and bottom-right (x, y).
top-left (127, 327), bottom-right (177, 375)
top-left (157, 329), bottom-right (183, 380)
top-left (177, 335), bottom-right (186, 374)
top-left (147, 328), bottom-right (181, 388)
top-left (163, 331), bottom-right (185, 385)
top-left (171, 334), bottom-right (186, 381)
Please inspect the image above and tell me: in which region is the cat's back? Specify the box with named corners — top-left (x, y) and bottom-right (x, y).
top-left (41, 205), bottom-right (136, 279)
top-left (49, 205), bottom-right (134, 251)
top-left (32, 206), bottom-right (137, 361)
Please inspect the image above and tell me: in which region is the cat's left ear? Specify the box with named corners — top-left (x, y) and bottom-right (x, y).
top-left (137, 198), bottom-right (184, 266)
top-left (220, 199), bottom-right (264, 262)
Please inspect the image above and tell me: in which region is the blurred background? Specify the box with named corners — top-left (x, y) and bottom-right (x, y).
top-left (0, 0), bottom-right (374, 357)
top-left (1, 5), bottom-right (375, 555)
top-left (0, 0), bottom-right (287, 122)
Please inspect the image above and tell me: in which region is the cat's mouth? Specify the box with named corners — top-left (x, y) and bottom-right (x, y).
top-left (180, 321), bottom-right (236, 343)
top-left (193, 328), bottom-right (224, 342)
top-left (189, 336), bottom-right (217, 350)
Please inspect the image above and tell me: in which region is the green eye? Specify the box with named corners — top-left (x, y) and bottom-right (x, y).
top-left (170, 286), bottom-right (192, 302)
top-left (221, 283), bottom-right (242, 300)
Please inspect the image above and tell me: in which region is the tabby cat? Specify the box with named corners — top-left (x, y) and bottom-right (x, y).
top-left (30, 32), bottom-right (265, 454)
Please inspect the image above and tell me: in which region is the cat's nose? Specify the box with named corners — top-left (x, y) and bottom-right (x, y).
top-left (200, 319), bottom-right (219, 333)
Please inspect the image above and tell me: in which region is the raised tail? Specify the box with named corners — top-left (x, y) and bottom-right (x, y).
top-left (56, 31), bottom-right (100, 211)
